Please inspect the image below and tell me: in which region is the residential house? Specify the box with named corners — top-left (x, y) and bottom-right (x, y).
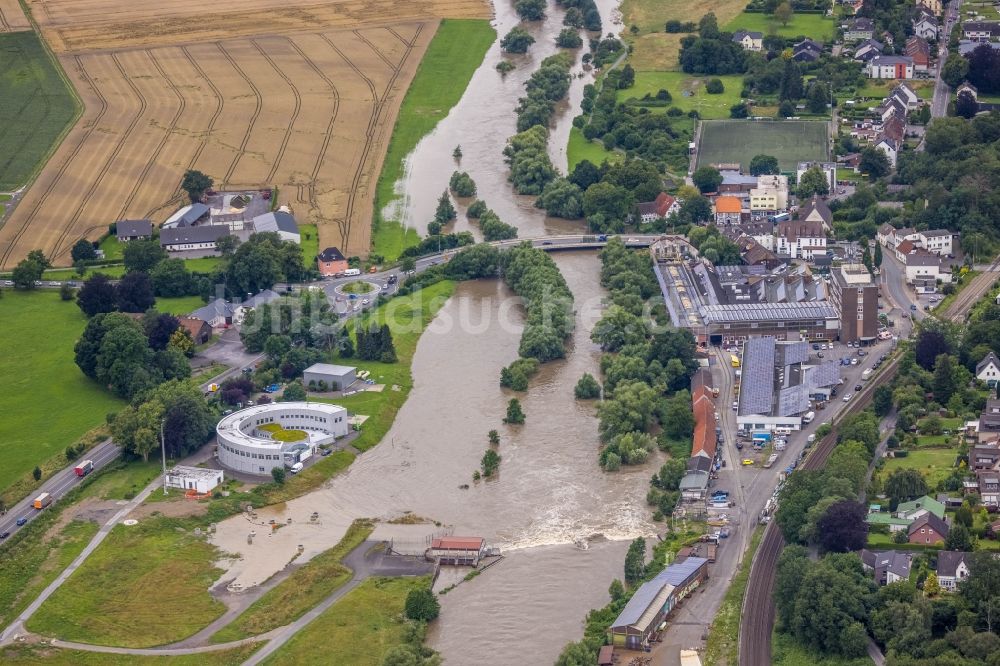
top-left (976, 352), bottom-right (1000, 386)
top-left (235, 289), bottom-right (280, 325)
top-left (913, 13), bottom-right (940, 40)
top-left (191, 298), bottom-right (235, 328)
top-left (936, 551), bottom-right (972, 591)
top-left (882, 115), bottom-right (906, 144)
top-left (845, 17), bottom-right (876, 41)
top-left (917, 229), bottom-right (955, 256)
top-left (978, 401), bottom-right (1000, 441)
top-left (854, 38), bottom-right (884, 62)
top-left (875, 97), bottom-right (907, 123)
top-left (798, 196), bottom-right (833, 231)
top-left (714, 196), bottom-right (742, 224)
top-left (793, 38), bottom-right (823, 62)
top-left (735, 235), bottom-right (782, 269)
top-left (867, 55), bottom-right (914, 79)
top-left (908, 512), bottom-right (950, 544)
top-left (979, 470), bottom-right (1000, 507)
top-left (860, 550), bottom-right (913, 585)
top-left (175, 317), bottom-right (212, 344)
top-left (775, 220), bottom-right (827, 260)
top-left (719, 171), bottom-right (758, 194)
top-left (890, 82), bottom-right (921, 109)
top-left (732, 30), bottom-right (764, 51)
top-left (115, 219), bottom-right (153, 242)
top-left (895, 495), bottom-right (946, 522)
top-left (970, 440), bottom-right (1000, 469)
top-left (900, 246), bottom-right (951, 285)
top-left (750, 175), bottom-right (788, 213)
top-left (866, 510), bottom-right (911, 533)
top-left (317, 246), bottom-right (349, 276)
top-left (875, 137), bottom-right (901, 169)
top-left (636, 192), bottom-right (679, 223)
top-left (963, 21), bottom-right (1000, 42)
top-left (159, 225), bottom-right (232, 252)
top-left (252, 210), bottom-right (300, 244)
top-left (906, 36), bottom-right (932, 71)
top-left (876, 223), bottom-right (898, 247)
top-left (917, 0), bottom-right (941, 15)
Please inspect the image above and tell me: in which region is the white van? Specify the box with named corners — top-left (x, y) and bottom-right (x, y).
top-left (774, 428), bottom-right (792, 436)
top-left (802, 411), bottom-right (815, 424)
top-left (343, 268), bottom-right (361, 277)
top-left (290, 462), bottom-right (304, 474)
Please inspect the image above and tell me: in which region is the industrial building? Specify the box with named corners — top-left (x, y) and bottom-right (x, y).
top-left (736, 337), bottom-right (841, 431)
top-left (829, 264), bottom-right (878, 344)
top-left (427, 536), bottom-right (486, 566)
top-left (607, 557), bottom-right (709, 650)
top-left (302, 363), bottom-right (357, 391)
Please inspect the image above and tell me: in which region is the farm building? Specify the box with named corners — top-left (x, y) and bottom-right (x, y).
top-left (252, 210), bottom-right (300, 243)
top-left (191, 298), bottom-right (235, 328)
top-left (164, 203), bottom-right (210, 228)
top-left (302, 363), bottom-right (357, 391)
top-left (176, 317), bottom-right (212, 344)
top-left (165, 466), bottom-right (224, 494)
top-left (427, 536), bottom-right (486, 566)
top-left (160, 225), bottom-right (232, 252)
top-left (116, 219), bottom-right (152, 242)
top-left (607, 557), bottom-right (709, 650)
top-left (317, 246), bottom-right (349, 276)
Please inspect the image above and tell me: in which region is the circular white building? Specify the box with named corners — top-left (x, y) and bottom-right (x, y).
top-left (216, 402), bottom-right (349, 475)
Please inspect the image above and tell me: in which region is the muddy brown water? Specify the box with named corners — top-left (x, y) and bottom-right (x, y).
top-left (387, 0), bottom-right (622, 240)
top-left (211, 253), bottom-right (657, 662)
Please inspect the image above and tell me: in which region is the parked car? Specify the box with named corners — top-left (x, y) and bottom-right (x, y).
top-left (854, 384), bottom-right (863, 391)
top-left (818, 352), bottom-right (824, 358)
top-left (742, 459), bottom-right (754, 466)
top-left (0, 531), bottom-right (9, 539)
top-left (843, 393), bottom-right (853, 402)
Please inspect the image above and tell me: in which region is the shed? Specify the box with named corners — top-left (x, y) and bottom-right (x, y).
top-left (164, 203), bottom-right (209, 228)
top-left (165, 465), bottom-right (223, 494)
top-left (303, 363), bottom-right (357, 391)
top-left (176, 317), bottom-right (212, 344)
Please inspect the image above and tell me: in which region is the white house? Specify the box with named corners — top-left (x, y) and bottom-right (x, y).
top-left (165, 466), bottom-right (224, 494)
top-left (898, 244), bottom-right (952, 284)
top-left (936, 551), bottom-right (972, 591)
top-left (867, 55), bottom-right (914, 79)
top-left (750, 175), bottom-right (789, 213)
top-left (159, 225), bottom-right (232, 252)
top-left (913, 14), bottom-right (940, 40)
top-left (732, 30), bottom-right (764, 51)
top-left (917, 229), bottom-right (955, 256)
top-left (775, 220), bottom-right (827, 260)
top-left (890, 83), bottom-right (920, 109)
top-left (875, 137), bottom-right (900, 168)
top-left (977, 352), bottom-right (1000, 386)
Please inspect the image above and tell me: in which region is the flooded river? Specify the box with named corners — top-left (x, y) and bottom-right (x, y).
top-left (212, 253), bottom-right (657, 662)
top-left (388, 0), bottom-right (621, 240)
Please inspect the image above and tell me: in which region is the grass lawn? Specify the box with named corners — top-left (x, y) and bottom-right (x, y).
top-left (0, 291), bottom-right (123, 494)
top-left (0, 644), bottom-right (261, 664)
top-left (568, 127), bottom-right (622, 170)
top-left (182, 256), bottom-right (223, 274)
top-left (696, 119), bottom-right (830, 171)
top-left (79, 459), bottom-right (163, 501)
top-left (621, 0), bottom-right (748, 69)
top-left (28, 516), bottom-right (226, 647)
top-left (724, 12), bottom-right (837, 40)
top-left (98, 236), bottom-right (123, 261)
top-left (0, 32), bottom-right (79, 190)
top-left (772, 631), bottom-right (871, 666)
top-left (853, 80), bottom-right (935, 100)
top-left (155, 295), bottom-right (205, 315)
top-left (342, 280), bottom-right (376, 294)
top-left (299, 224), bottom-right (318, 269)
top-left (263, 576), bottom-right (430, 666)
top-left (883, 449), bottom-right (958, 487)
top-left (914, 435), bottom-right (951, 447)
top-left (211, 519), bottom-right (375, 642)
top-left (373, 19), bottom-right (495, 261)
top-left (0, 520), bottom-right (98, 629)
top-left (705, 526), bottom-right (764, 666)
top-left (620, 72), bottom-right (744, 119)
top-left (837, 168), bottom-right (862, 183)
top-left (37, 264), bottom-right (126, 281)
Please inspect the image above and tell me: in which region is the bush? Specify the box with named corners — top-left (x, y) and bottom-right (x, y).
top-left (501, 27), bottom-right (535, 54)
top-left (705, 78), bottom-right (725, 94)
top-left (500, 358), bottom-right (540, 391)
top-left (574, 372), bottom-right (601, 399)
top-left (556, 28), bottom-right (583, 48)
top-left (449, 171), bottom-right (477, 197)
top-left (467, 200), bottom-right (488, 219)
top-left (404, 588), bottom-right (440, 622)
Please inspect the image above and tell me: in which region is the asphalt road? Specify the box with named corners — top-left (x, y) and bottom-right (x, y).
top-left (929, 0), bottom-right (963, 121)
top-left (0, 439), bottom-right (121, 543)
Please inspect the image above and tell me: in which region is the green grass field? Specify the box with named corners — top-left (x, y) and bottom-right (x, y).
top-left (622, 0), bottom-right (749, 69)
top-left (299, 224), bottom-right (318, 269)
top-left (724, 12), bottom-right (837, 40)
top-left (372, 19), bottom-right (495, 261)
top-left (696, 119), bottom-right (830, 171)
top-left (568, 127), bottom-right (622, 170)
top-left (883, 448), bottom-right (958, 487)
top-left (620, 72), bottom-right (745, 119)
top-left (0, 291), bottom-right (123, 493)
top-left (155, 295), bottom-right (205, 315)
top-left (0, 32), bottom-right (79, 190)
top-left (28, 517), bottom-right (226, 647)
top-left (98, 236), bottom-right (123, 260)
top-left (211, 519), bottom-right (374, 642)
top-left (264, 576), bottom-right (430, 666)
top-left (0, 644), bottom-right (261, 664)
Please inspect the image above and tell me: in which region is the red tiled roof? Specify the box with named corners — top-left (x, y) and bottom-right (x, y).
top-left (431, 537), bottom-right (484, 550)
top-left (715, 196), bottom-right (742, 214)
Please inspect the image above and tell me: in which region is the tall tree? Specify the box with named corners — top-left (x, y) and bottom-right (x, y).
top-left (116, 271), bottom-right (155, 313)
top-left (932, 353), bottom-right (957, 404)
top-left (749, 154), bottom-right (780, 176)
top-left (181, 169), bottom-right (213, 202)
top-left (815, 500), bottom-right (869, 553)
top-left (11, 250), bottom-right (49, 289)
top-left (71, 239), bottom-right (97, 262)
top-left (624, 537), bottom-right (646, 585)
top-left (692, 166), bottom-right (723, 193)
top-left (123, 239), bottom-right (167, 273)
top-left (76, 273), bottom-right (118, 317)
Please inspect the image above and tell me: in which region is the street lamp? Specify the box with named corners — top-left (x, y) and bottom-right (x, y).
top-left (160, 419), bottom-right (168, 496)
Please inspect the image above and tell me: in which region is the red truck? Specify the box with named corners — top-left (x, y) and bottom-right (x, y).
top-left (74, 460), bottom-right (94, 477)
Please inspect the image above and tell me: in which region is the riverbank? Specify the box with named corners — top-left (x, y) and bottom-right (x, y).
top-left (372, 19), bottom-right (496, 261)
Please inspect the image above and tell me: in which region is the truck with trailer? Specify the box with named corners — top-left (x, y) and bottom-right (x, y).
top-left (33, 492), bottom-right (53, 510)
top-left (74, 460), bottom-right (94, 477)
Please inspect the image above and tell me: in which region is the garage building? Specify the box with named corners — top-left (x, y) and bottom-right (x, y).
top-left (303, 363), bottom-right (357, 390)
top-left (165, 466), bottom-right (224, 494)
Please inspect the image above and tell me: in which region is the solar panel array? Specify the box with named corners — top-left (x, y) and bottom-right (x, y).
top-left (739, 337), bottom-right (775, 415)
top-left (778, 384), bottom-right (811, 417)
top-left (781, 341), bottom-right (810, 365)
top-left (806, 361), bottom-right (841, 388)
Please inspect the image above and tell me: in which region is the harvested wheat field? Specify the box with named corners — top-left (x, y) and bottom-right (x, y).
top-left (0, 0), bottom-right (489, 268)
top-left (0, 0), bottom-right (30, 32)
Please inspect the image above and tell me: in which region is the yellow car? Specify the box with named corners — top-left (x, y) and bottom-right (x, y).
top-left (741, 459), bottom-right (754, 466)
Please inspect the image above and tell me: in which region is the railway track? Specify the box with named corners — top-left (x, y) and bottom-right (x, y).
top-left (942, 256), bottom-right (1000, 322)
